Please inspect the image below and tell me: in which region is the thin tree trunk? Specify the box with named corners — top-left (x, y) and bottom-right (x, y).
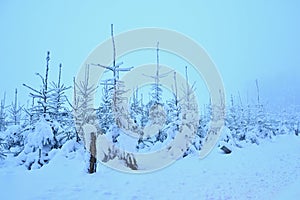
top-left (44, 51), bottom-right (50, 115)
top-left (256, 79), bottom-right (260, 105)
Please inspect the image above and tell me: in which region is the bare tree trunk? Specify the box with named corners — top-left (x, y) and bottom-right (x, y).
top-left (72, 77), bottom-right (80, 142)
top-left (14, 89), bottom-right (18, 125)
top-left (155, 42), bottom-right (160, 102)
top-left (44, 51), bottom-right (50, 115)
top-left (173, 72), bottom-right (178, 107)
top-left (88, 132), bottom-right (97, 173)
top-left (256, 79), bottom-right (260, 105)
top-left (111, 24), bottom-right (118, 110)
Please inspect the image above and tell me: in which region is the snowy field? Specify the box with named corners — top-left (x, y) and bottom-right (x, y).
top-left (1, 134), bottom-right (299, 200)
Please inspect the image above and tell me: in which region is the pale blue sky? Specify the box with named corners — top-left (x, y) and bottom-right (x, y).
top-left (0, 0), bottom-right (299, 107)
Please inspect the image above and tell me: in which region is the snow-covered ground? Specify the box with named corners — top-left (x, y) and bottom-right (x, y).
top-left (1, 134), bottom-right (299, 200)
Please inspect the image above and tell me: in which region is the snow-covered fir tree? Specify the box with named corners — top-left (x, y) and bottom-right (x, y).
top-left (97, 79), bottom-right (114, 133)
top-left (73, 64), bottom-right (100, 173)
top-left (0, 93), bottom-right (7, 132)
top-left (130, 87), bottom-right (145, 127)
top-left (48, 63), bottom-right (74, 147)
top-left (13, 51), bottom-right (74, 169)
top-left (137, 42), bottom-right (173, 150)
top-left (7, 89), bottom-right (22, 126)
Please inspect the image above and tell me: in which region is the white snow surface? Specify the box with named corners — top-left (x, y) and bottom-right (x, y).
top-left (0, 134), bottom-right (299, 200)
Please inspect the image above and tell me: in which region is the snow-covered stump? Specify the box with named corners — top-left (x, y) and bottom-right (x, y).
top-left (82, 124), bottom-right (98, 173)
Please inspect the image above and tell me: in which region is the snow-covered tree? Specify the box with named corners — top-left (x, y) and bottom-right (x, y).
top-left (192, 103), bottom-right (211, 151)
top-left (77, 24), bottom-right (134, 173)
top-left (48, 64), bottom-right (71, 121)
top-left (225, 95), bottom-right (246, 144)
top-left (144, 42), bottom-right (172, 107)
top-left (136, 42), bottom-right (173, 150)
top-left (7, 89), bottom-right (22, 126)
top-left (96, 79), bottom-right (114, 133)
top-left (1, 124), bottom-right (24, 156)
top-left (73, 65), bottom-right (98, 173)
top-left (23, 52), bottom-right (73, 146)
top-left (11, 52), bottom-right (75, 169)
top-left (47, 64), bottom-right (73, 148)
top-left (23, 51), bottom-right (52, 119)
top-left (0, 93), bottom-right (7, 132)
top-left (130, 87), bottom-right (147, 127)
top-left (166, 72), bottom-right (181, 132)
top-left (180, 66), bottom-right (199, 156)
top-left (0, 90), bottom-right (24, 157)
top-left (17, 117), bottom-right (55, 169)
top-left (92, 24), bottom-right (134, 137)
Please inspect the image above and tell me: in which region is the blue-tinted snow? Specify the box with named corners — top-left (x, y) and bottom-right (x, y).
top-left (0, 134), bottom-right (299, 200)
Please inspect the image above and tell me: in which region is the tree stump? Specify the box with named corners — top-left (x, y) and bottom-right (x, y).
top-left (220, 145), bottom-right (232, 154)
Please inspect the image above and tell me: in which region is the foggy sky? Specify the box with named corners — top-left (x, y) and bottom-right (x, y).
top-left (0, 0), bottom-right (299, 107)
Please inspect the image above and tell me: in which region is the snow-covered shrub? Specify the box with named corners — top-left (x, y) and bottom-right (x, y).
top-left (1, 125), bottom-right (24, 155)
top-left (226, 99), bottom-right (250, 144)
top-left (192, 105), bottom-right (211, 152)
top-left (218, 126), bottom-right (237, 147)
top-left (17, 118), bottom-right (55, 169)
